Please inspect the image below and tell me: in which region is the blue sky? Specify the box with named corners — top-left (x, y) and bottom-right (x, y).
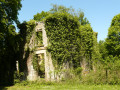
top-left (18, 0), bottom-right (120, 41)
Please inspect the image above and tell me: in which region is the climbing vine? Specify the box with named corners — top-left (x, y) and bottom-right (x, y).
top-left (18, 5), bottom-right (101, 82)
top-left (32, 53), bottom-right (39, 71)
top-left (18, 20), bottom-right (40, 71)
top-left (79, 24), bottom-right (94, 59)
top-left (25, 20), bottom-right (40, 71)
top-left (45, 12), bottom-right (81, 68)
top-left (36, 31), bottom-right (43, 46)
top-left (32, 5), bottom-right (98, 72)
top-left (26, 20), bottom-right (36, 44)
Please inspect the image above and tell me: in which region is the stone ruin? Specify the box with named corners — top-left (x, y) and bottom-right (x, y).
top-left (17, 22), bottom-right (90, 81)
top-left (17, 22), bottom-right (70, 81)
top-left (26, 22), bottom-right (55, 81)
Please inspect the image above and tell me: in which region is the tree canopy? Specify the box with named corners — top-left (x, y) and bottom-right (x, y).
top-left (0, 0), bottom-right (22, 23)
top-left (106, 14), bottom-right (120, 56)
top-left (0, 0), bottom-right (22, 86)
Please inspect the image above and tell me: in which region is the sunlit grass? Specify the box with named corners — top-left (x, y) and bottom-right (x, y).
top-left (4, 82), bottom-right (120, 90)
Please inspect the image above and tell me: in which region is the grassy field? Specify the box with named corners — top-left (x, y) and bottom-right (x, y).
top-left (1, 83), bottom-right (120, 90)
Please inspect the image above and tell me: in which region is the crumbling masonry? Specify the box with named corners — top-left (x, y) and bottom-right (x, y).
top-left (26, 22), bottom-right (55, 81)
top-left (18, 22), bottom-right (92, 81)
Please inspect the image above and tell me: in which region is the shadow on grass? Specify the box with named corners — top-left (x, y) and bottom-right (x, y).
top-left (0, 86), bottom-right (8, 90)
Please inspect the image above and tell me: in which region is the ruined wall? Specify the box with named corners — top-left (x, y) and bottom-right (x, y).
top-left (27, 53), bottom-right (39, 81)
top-left (24, 22), bottom-right (55, 81)
top-left (20, 22), bottom-right (72, 81)
top-left (35, 22), bottom-right (55, 81)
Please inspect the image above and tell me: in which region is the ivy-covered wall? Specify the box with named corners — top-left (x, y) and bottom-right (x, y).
top-left (18, 20), bottom-right (37, 79)
top-left (18, 5), bottom-right (100, 81)
top-left (18, 20), bottom-right (46, 80)
top-left (45, 12), bottom-right (81, 68)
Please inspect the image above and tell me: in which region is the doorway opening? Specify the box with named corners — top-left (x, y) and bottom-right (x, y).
top-left (37, 53), bottom-right (45, 78)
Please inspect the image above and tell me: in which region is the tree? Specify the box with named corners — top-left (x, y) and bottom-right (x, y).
top-left (49, 4), bottom-right (74, 14)
top-left (105, 14), bottom-right (120, 56)
top-left (33, 11), bottom-right (49, 21)
top-left (99, 40), bottom-right (108, 60)
top-left (78, 12), bottom-right (89, 25)
top-left (0, 0), bottom-right (22, 23)
top-left (0, 0), bottom-right (22, 85)
top-left (79, 24), bottom-right (94, 72)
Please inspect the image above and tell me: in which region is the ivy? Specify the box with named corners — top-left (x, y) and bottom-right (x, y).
top-left (32, 53), bottom-right (39, 71)
top-left (80, 24), bottom-right (94, 58)
top-left (32, 5), bottom-right (99, 71)
top-left (18, 20), bottom-right (39, 71)
top-left (26, 20), bottom-right (36, 44)
top-left (45, 12), bottom-right (81, 68)
top-left (36, 31), bottom-right (43, 46)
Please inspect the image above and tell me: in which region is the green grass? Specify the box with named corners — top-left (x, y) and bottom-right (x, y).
top-left (1, 82), bottom-right (120, 90)
top-left (5, 85), bottom-right (120, 90)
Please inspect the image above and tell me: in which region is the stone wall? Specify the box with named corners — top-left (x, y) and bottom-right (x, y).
top-left (26, 22), bottom-right (55, 81)
top-left (27, 53), bottom-right (39, 81)
top-left (22, 22), bottom-right (71, 81)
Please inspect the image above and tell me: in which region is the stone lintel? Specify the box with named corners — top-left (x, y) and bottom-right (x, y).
top-left (36, 46), bottom-right (46, 50)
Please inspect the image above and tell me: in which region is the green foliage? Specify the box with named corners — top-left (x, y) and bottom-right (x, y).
top-left (18, 5), bottom-right (120, 85)
top-left (3, 2), bottom-right (120, 86)
top-left (78, 12), bottom-right (89, 25)
top-left (42, 5), bottom-right (96, 76)
top-left (18, 20), bottom-right (37, 76)
top-left (0, 0), bottom-right (22, 85)
top-left (82, 55), bottom-right (120, 85)
top-left (6, 84), bottom-right (120, 90)
top-left (0, 24), bottom-right (20, 86)
top-left (74, 67), bottom-right (82, 76)
top-left (106, 14), bottom-right (120, 56)
top-left (14, 71), bottom-right (25, 84)
top-left (18, 5), bottom-right (101, 84)
top-left (36, 31), bottom-right (43, 46)
top-left (97, 14), bottom-right (120, 85)
top-left (18, 20), bottom-right (38, 72)
top-left (39, 60), bottom-right (45, 73)
top-left (103, 55), bottom-right (120, 70)
top-left (32, 54), bottom-right (39, 71)
top-left (39, 58), bottom-right (45, 78)
top-left (79, 24), bottom-right (95, 70)
top-left (0, 0), bottom-right (22, 23)
top-left (34, 11), bottom-right (49, 21)
top-left (26, 20), bottom-right (36, 44)
top-left (18, 20), bottom-right (36, 48)
top-left (80, 24), bottom-right (93, 56)
top-left (99, 40), bottom-right (108, 60)
top-left (33, 53), bottom-right (45, 77)
top-left (45, 12), bottom-right (81, 67)
top-left (92, 32), bottom-right (101, 63)
top-left (50, 4), bottom-right (74, 14)
top-left (111, 14), bottom-right (120, 27)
